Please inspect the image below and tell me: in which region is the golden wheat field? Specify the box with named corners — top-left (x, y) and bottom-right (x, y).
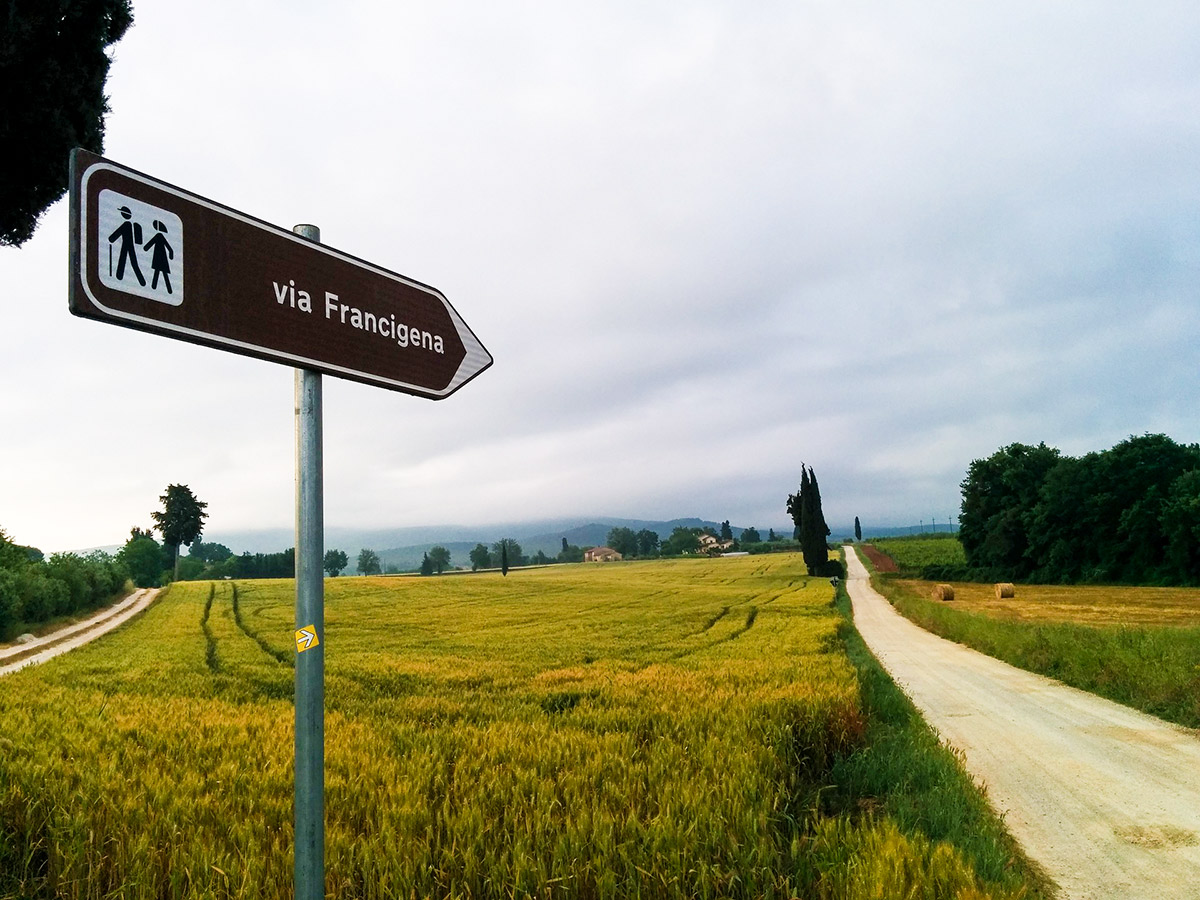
top-left (0, 555), bottom-right (1029, 899)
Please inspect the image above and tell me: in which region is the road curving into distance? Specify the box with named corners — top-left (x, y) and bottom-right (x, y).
top-left (843, 545), bottom-right (1200, 900)
top-left (0, 587), bottom-right (160, 676)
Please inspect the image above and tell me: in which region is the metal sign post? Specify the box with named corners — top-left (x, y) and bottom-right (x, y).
top-left (69, 151), bottom-right (492, 900)
top-left (292, 225), bottom-right (325, 899)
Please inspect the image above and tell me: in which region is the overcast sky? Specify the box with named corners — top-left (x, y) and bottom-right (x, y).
top-left (3, 1), bottom-right (1199, 553)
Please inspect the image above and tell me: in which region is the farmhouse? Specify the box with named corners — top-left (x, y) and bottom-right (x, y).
top-left (584, 546), bottom-right (622, 562)
top-left (698, 534), bottom-right (734, 554)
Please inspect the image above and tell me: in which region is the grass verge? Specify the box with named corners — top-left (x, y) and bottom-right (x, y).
top-left (823, 578), bottom-right (1054, 899)
top-left (875, 576), bottom-right (1200, 730)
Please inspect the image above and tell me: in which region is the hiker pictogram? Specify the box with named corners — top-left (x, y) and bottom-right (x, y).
top-left (96, 189), bottom-right (184, 307)
top-left (108, 206), bottom-right (146, 286)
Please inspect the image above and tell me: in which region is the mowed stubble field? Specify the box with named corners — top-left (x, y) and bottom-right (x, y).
top-left (1, 554), bottom-right (1039, 899)
top-left (865, 538), bottom-right (1200, 728)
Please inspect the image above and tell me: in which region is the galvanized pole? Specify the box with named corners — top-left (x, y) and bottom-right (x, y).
top-left (292, 223), bottom-right (325, 900)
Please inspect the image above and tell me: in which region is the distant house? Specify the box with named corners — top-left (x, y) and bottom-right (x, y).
top-left (584, 546), bottom-right (622, 562)
top-left (697, 534), bottom-right (734, 554)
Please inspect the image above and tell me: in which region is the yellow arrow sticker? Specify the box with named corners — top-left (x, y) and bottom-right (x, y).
top-left (295, 625), bottom-right (319, 653)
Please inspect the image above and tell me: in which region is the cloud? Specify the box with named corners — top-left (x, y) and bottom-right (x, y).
top-left (2, 1), bottom-right (1198, 552)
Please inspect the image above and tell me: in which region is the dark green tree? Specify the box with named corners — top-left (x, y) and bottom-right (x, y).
top-left (801, 466), bottom-right (831, 574)
top-left (0, 527), bottom-right (31, 570)
top-left (557, 542), bottom-right (583, 563)
top-left (787, 471), bottom-right (805, 541)
top-left (115, 535), bottom-right (162, 592)
top-left (189, 541), bottom-right (232, 563)
top-left (958, 442), bottom-right (1061, 575)
top-left (789, 466), bottom-right (831, 574)
top-left (854, 516), bottom-right (862, 542)
top-left (1, 0), bottom-right (134, 245)
top-left (419, 552), bottom-right (434, 576)
top-left (740, 526), bottom-right (760, 544)
top-left (1161, 470), bottom-right (1200, 583)
top-left (606, 527), bottom-right (638, 558)
top-left (635, 528), bottom-right (659, 557)
top-left (1023, 434), bottom-right (1200, 582)
top-left (663, 527), bottom-right (700, 556)
top-left (356, 548), bottom-right (381, 576)
top-left (428, 546), bottom-right (452, 574)
top-left (469, 543), bottom-right (491, 571)
top-left (493, 539), bottom-right (522, 572)
top-left (323, 549), bottom-right (348, 577)
top-left (0, 568), bottom-right (18, 637)
top-left (151, 484), bottom-right (207, 581)
top-left (719, 520), bottom-right (733, 541)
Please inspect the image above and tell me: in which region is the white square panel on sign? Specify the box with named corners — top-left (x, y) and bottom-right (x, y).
top-left (97, 189), bottom-right (184, 306)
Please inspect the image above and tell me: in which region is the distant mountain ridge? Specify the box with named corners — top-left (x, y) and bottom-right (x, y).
top-left (72, 520), bottom-right (952, 564)
top-left (373, 518), bottom-right (733, 572)
top-left (205, 516), bottom-right (790, 573)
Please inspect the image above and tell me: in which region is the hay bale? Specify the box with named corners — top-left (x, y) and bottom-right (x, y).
top-left (995, 582), bottom-right (1016, 599)
top-left (932, 584), bottom-right (955, 602)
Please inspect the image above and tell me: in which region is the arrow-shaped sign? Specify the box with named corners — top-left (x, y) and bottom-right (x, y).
top-left (69, 149), bottom-right (492, 399)
top-left (295, 626), bottom-right (320, 653)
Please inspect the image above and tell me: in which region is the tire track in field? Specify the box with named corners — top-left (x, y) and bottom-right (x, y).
top-left (231, 583), bottom-right (294, 668)
top-left (200, 583), bottom-right (220, 672)
top-left (664, 604), bottom-right (760, 665)
top-left (702, 606), bottom-right (731, 631)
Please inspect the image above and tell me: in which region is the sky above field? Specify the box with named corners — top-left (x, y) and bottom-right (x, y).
top-left (3, 1), bottom-right (1199, 553)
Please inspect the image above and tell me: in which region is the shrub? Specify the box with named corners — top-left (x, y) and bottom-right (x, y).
top-left (18, 570), bottom-right (66, 623)
top-left (0, 568), bottom-right (18, 637)
top-left (45, 554), bottom-right (89, 615)
top-left (816, 558), bottom-right (846, 579)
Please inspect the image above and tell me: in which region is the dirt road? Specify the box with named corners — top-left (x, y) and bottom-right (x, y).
top-left (0, 587), bottom-right (160, 676)
top-left (843, 545), bottom-right (1200, 900)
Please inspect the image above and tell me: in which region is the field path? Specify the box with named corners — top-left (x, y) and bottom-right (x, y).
top-left (843, 545), bottom-right (1200, 900)
top-left (0, 587), bottom-right (161, 676)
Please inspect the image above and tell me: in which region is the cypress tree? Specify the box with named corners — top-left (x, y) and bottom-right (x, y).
top-left (854, 516), bottom-right (862, 542)
top-left (787, 468), bottom-right (809, 541)
top-left (800, 466), bottom-right (831, 574)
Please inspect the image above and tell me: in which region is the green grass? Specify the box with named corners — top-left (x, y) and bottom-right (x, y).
top-left (869, 537), bottom-right (966, 572)
top-left (1, 555), bottom-right (1042, 899)
top-left (826, 582), bottom-right (1051, 897)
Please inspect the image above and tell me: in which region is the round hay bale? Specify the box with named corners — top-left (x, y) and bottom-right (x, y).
top-left (995, 582), bottom-right (1016, 599)
top-left (932, 583), bottom-right (955, 602)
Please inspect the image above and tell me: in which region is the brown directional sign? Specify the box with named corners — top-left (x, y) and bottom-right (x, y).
top-left (69, 149), bottom-right (492, 399)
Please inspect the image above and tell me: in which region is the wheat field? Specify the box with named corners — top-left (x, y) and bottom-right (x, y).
top-left (0, 555), bottom-right (1029, 899)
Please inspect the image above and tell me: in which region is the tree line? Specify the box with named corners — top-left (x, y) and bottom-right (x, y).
top-left (0, 528), bottom-right (128, 641)
top-left (958, 434), bottom-right (1200, 584)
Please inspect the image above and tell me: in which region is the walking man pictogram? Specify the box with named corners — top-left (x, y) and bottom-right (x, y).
top-left (107, 205), bottom-right (146, 286)
top-left (143, 220), bottom-right (175, 294)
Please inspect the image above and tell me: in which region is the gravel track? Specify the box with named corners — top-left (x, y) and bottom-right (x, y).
top-left (0, 587), bottom-right (161, 676)
top-left (844, 545), bottom-right (1200, 900)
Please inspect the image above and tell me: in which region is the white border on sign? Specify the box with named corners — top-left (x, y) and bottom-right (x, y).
top-left (79, 163), bottom-right (492, 397)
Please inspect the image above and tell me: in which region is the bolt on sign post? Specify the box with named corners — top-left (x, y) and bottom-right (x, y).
top-left (69, 150), bottom-right (492, 898)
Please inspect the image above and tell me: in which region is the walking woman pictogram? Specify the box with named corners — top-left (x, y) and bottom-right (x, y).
top-left (143, 219), bottom-right (175, 294)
